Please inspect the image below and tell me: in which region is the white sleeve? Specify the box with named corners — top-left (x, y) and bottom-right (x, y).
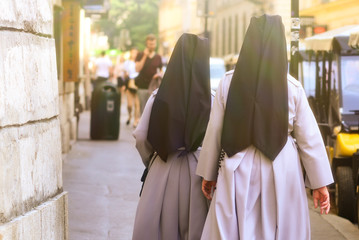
top-left (133, 93), bottom-right (156, 167)
top-left (293, 86), bottom-right (334, 189)
top-left (196, 76), bottom-right (227, 181)
top-left (108, 58), bottom-right (113, 67)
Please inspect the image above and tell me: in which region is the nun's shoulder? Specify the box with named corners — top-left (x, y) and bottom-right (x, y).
top-left (151, 88), bottom-right (158, 97)
top-left (287, 74), bottom-right (305, 101)
top-left (220, 70), bottom-right (234, 90)
top-left (225, 69), bottom-right (235, 77)
top-left (223, 69), bottom-right (235, 84)
top-left (287, 74), bottom-right (302, 88)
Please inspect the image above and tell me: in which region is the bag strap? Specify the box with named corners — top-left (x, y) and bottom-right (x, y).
top-left (139, 152), bottom-right (158, 196)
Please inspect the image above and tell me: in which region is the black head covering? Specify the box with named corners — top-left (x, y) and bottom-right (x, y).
top-left (147, 33), bottom-right (211, 161)
top-left (221, 14), bottom-right (288, 161)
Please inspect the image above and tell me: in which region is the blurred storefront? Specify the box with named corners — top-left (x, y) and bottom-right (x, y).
top-left (300, 0), bottom-right (359, 38)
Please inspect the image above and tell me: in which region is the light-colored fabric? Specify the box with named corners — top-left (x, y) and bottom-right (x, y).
top-left (196, 72), bottom-right (334, 240)
top-left (95, 56), bottom-right (113, 78)
top-left (115, 56), bottom-right (125, 78)
top-left (137, 88), bottom-right (151, 114)
top-left (124, 59), bottom-right (139, 79)
top-left (133, 90), bottom-right (157, 167)
top-left (132, 91), bottom-right (208, 240)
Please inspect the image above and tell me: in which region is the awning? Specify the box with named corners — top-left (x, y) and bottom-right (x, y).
top-left (304, 25), bottom-right (359, 52)
top-left (349, 31), bottom-right (359, 49)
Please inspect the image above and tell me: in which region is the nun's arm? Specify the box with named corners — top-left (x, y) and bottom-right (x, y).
top-left (133, 93), bottom-right (155, 167)
top-left (196, 76), bottom-right (227, 181)
top-left (293, 85), bottom-right (334, 189)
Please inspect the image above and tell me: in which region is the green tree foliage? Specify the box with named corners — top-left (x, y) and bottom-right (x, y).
top-left (93, 0), bottom-right (159, 50)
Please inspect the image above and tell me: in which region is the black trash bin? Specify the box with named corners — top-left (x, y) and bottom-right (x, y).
top-left (90, 82), bottom-right (120, 140)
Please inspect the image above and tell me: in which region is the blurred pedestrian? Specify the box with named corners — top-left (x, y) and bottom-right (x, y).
top-left (93, 50), bottom-right (113, 90)
top-left (196, 15), bottom-right (334, 240)
top-left (115, 53), bottom-right (126, 94)
top-left (135, 34), bottom-right (163, 114)
top-left (132, 33), bottom-right (211, 240)
top-left (123, 48), bottom-right (140, 128)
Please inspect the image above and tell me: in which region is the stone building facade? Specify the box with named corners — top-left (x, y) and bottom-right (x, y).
top-left (208, 0), bottom-right (260, 58)
top-left (208, 0), bottom-right (291, 59)
top-left (0, 0), bottom-right (68, 238)
top-left (158, 0), bottom-right (203, 57)
top-left (158, 0), bottom-right (292, 60)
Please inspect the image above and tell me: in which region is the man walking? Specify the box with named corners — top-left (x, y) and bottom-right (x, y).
top-left (135, 34), bottom-right (163, 114)
top-left (94, 50), bottom-right (113, 89)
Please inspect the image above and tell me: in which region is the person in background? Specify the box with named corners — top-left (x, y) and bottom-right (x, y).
top-left (93, 50), bottom-right (113, 90)
top-left (132, 33), bottom-right (211, 240)
top-left (196, 14), bottom-right (333, 240)
top-left (123, 48), bottom-right (140, 128)
top-left (135, 34), bottom-right (163, 114)
top-left (115, 53), bottom-right (126, 95)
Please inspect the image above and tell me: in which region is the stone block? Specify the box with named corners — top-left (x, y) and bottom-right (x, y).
top-left (64, 192), bottom-right (69, 240)
top-left (0, 118), bottom-right (62, 222)
top-left (0, 218), bottom-right (21, 239)
top-left (58, 95), bottom-right (67, 127)
top-left (58, 79), bottom-right (64, 95)
top-left (66, 93), bottom-right (75, 121)
top-left (0, 31), bottom-right (59, 127)
top-left (19, 209), bottom-right (42, 240)
top-left (70, 116), bottom-right (78, 141)
top-left (64, 82), bottom-right (75, 94)
top-left (0, 0), bottom-right (53, 35)
top-left (61, 121), bottom-right (71, 154)
top-left (39, 193), bottom-right (66, 240)
top-left (0, 192), bottom-right (68, 240)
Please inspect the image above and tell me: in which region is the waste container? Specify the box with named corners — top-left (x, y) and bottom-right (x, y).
top-left (90, 82), bottom-right (120, 140)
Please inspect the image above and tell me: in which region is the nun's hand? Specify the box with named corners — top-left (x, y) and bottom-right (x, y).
top-left (313, 186), bottom-right (330, 214)
top-left (202, 179), bottom-right (217, 200)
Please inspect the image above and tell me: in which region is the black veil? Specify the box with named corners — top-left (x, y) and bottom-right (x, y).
top-left (147, 33), bottom-right (211, 161)
top-left (221, 15), bottom-right (288, 161)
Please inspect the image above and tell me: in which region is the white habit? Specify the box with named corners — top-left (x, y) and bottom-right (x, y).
top-left (196, 71), bottom-right (334, 240)
top-left (132, 90), bottom-right (208, 240)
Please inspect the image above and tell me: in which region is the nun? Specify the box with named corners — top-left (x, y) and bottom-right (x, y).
top-left (196, 15), bottom-right (334, 240)
top-left (132, 33), bottom-right (211, 240)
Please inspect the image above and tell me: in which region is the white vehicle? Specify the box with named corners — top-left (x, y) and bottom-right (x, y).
top-left (210, 57), bottom-right (226, 90)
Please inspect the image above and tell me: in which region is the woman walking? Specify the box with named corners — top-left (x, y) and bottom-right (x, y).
top-left (196, 15), bottom-right (334, 240)
top-left (123, 48), bottom-right (140, 128)
top-left (132, 33), bottom-right (211, 240)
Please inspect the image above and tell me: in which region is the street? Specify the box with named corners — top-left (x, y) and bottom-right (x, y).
top-left (63, 102), bottom-right (359, 240)
top-left (63, 102), bottom-right (143, 239)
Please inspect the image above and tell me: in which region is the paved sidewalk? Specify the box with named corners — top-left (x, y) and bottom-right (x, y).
top-left (308, 193), bottom-right (359, 239)
top-left (63, 106), bottom-right (144, 239)
top-left (63, 105), bottom-right (359, 240)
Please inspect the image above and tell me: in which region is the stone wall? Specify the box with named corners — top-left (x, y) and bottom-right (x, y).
top-left (0, 0), bottom-right (68, 239)
top-left (56, 0), bottom-right (78, 153)
top-left (59, 82), bottom-right (77, 154)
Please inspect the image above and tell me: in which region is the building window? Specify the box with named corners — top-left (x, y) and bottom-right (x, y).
top-left (222, 18), bottom-right (226, 57)
top-left (228, 17), bottom-right (232, 55)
